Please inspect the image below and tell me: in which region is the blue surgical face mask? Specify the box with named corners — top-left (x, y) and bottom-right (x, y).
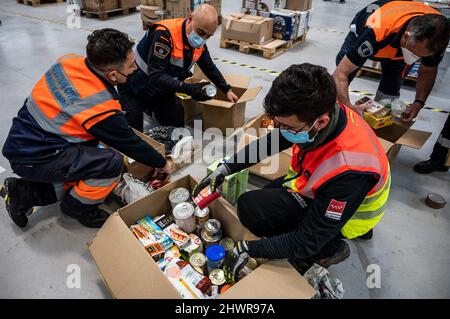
top-left (188, 31), bottom-right (207, 48)
top-left (280, 119), bottom-right (319, 145)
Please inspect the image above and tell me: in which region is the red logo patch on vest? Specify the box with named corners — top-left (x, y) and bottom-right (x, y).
top-left (325, 199), bottom-right (347, 221)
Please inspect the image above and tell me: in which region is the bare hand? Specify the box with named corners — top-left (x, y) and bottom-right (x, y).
top-left (401, 102), bottom-right (423, 122)
top-left (227, 90), bottom-right (239, 103)
top-left (350, 103), bottom-right (367, 117)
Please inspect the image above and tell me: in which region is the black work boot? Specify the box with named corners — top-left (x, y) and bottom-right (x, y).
top-left (315, 240), bottom-right (350, 268)
top-left (1, 177), bottom-right (57, 228)
top-left (60, 201), bottom-right (109, 228)
top-left (413, 159), bottom-right (449, 174)
top-left (357, 229), bottom-right (373, 240)
top-left (340, 0), bottom-right (345, 3)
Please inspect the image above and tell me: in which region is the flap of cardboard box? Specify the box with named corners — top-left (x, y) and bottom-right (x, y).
top-left (374, 122), bottom-right (431, 149)
top-left (378, 137), bottom-right (395, 154)
top-left (237, 86), bottom-right (263, 104)
top-left (396, 128), bottom-right (432, 149)
top-left (225, 73), bottom-right (252, 89)
top-left (193, 66), bottom-right (252, 89)
top-left (220, 259), bottom-right (316, 299)
top-left (87, 213), bottom-right (180, 299)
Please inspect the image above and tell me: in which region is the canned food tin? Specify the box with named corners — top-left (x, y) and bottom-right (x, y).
top-left (173, 202), bottom-right (196, 233)
top-left (169, 187), bottom-right (190, 208)
top-left (195, 206), bottom-right (210, 227)
top-left (189, 252), bottom-right (206, 272)
top-left (219, 237), bottom-right (235, 252)
top-left (201, 219), bottom-right (222, 247)
top-left (183, 233), bottom-right (204, 256)
top-left (209, 269), bottom-right (225, 286)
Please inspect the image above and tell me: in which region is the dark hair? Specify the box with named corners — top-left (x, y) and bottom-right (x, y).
top-left (264, 64), bottom-right (337, 123)
top-left (409, 14), bottom-right (450, 53)
top-left (86, 28), bottom-right (134, 69)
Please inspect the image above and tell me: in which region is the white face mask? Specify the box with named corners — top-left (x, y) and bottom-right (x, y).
top-left (401, 46), bottom-right (420, 65)
top-left (401, 35), bottom-right (420, 65)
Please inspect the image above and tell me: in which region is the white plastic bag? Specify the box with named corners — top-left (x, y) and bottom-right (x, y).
top-left (114, 173), bottom-right (154, 204)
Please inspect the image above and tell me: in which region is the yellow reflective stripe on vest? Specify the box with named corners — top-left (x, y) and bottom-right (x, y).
top-left (362, 172), bottom-right (391, 205)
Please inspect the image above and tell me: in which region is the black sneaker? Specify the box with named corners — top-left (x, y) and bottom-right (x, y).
top-left (1, 178), bottom-right (32, 228)
top-left (61, 203), bottom-right (109, 228)
top-left (315, 240), bottom-right (350, 268)
top-left (340, 0), bottom-right (345, 3)
top-left (413, 159), bottom-right (448, 174)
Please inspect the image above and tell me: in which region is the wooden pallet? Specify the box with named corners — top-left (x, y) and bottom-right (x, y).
top-left (357, 66), bottom-right (418, 83)
top-left (82, 7), bottom-right (137, 20)
top-left (220, 37), bottom-right (290, 59)
top-left (17, 0), bottom-right (65, 6)
top-left (286, 32), bottom-right (307, 49)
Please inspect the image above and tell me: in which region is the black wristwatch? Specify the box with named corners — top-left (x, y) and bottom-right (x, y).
top-left (414, 99), bottom-right (425, 107)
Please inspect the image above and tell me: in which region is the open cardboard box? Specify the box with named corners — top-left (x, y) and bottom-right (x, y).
top-left (179, 67), bottom-right (262, 135)
top-left (88, 174), bottom-right (316, 299)
top-left (373, 118), bottom-right (432, 162)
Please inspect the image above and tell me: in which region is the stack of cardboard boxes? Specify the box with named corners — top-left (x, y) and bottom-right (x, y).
top-left (238, 0), bottom-right (312, 42)
top-left (140, 0), bottom-right (222, 29)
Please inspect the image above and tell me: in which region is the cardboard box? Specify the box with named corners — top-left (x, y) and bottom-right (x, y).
top-left (237, 113), bottom-right (293, 181)
top-left (196, 69), bottom-right (262, 135)
top-left (166, 0), bottom-right (191, 18)
top-left (297, 9), bottom-right (311, 37)
top-left (85, 0), bottom-right (119, 11)
top-left (140, 5), bottom-right (165, 28)
top-left (258, 0), bottom-right (286, 11)
top-left (285, 0), bottom-right (312, 11)
top-left (446, 150), bottom-right (450, 167)
top-left (125, 129), bottom-right (166, 181)
top-left (120, 0), bottom-right (138, 8)
top-left (222, 14), bottom-right (274, 45)
top-left (243, 0), bottom-right (258, 10)
top-left (372, 118), bottom-right (432, 162)
top-left (140, 0), bottom-right (165, 7)
top-left (88, 175), bottom-right (316, 299)
top-left (271, 8), bottom-right (300, 41)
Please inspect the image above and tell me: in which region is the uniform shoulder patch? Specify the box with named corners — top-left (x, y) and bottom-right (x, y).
top-left (154, 42), bottom-right (171, 59)
top-left (357, 40), bottom-right (374, 58)
top-left (325, 199), bottom-right (347, 221)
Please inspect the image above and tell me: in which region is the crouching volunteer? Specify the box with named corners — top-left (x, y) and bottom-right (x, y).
top-left (192, 64), bottom-right (391, 279)
top-left (1, 29), bottom-right (172, 229)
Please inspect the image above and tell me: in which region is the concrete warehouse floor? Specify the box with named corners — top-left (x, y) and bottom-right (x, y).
top-left (0, 0), bottom-right (449, 299)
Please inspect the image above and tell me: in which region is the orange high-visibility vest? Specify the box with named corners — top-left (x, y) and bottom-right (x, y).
top-left (26, 54), bottom-right (121, 143)
top-left (155, 18), bottom-right (205, 70)
top-left (366, 1), bottom-right (441, 61)
top-left (283, 103), bottom-right (391, 238)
